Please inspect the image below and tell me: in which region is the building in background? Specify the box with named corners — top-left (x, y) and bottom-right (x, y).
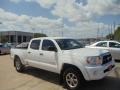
top-left (0, 31), bottom-right (33, 44)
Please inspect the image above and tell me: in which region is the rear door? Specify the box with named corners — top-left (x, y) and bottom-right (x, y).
top-left (108, 42), bottom-right (120, 60)
top-left (26, 39), bottom-right (41, 66)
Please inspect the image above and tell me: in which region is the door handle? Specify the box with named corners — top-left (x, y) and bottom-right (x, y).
top-left (28, 51), bottom-right (31, 54)
top-left (40, 53), bottom-right (43, 55)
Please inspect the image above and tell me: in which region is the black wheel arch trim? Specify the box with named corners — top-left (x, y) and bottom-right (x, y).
top-left (59, 63), bottom-right (85, 84)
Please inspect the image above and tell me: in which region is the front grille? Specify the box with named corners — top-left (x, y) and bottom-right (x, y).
top-left (102, 54), bottom-right (112, 65)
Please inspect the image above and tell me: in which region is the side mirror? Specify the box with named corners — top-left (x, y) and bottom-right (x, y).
top-left (48, 46), bottom-right (57, 52)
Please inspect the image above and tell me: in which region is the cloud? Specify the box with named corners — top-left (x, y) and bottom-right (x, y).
top-left (9, 0), bottom-right (21, 3)
top-left (59, 21), bottom-right (109, 38)
top-left (0, 8), bottom-right (63, 33)
top-left (10, 0), bottom-right (57, 8)
top-left (30, 17), bottom-right (63, 30)
top-left (52, 0), bottom-right (92, 22)
top-left (75, 21), bottom-right (109, 38)
top-left (52, 0), bottom-right (120, 22)
top-left (32, 0), bottom-right (57, 8)
top-left (0, 8), bottom-right (19, 22)
top-left (3, 0), bottom-right (119, 38)
top-left (85, 0), bottom-right (120, 15)
top-left (9, 0), bottom-right (120, 23)
top-left (0, 8), bottom-right (111, 38)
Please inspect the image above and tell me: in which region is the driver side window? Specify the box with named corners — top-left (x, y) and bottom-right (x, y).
top-left (109, 42), bottom-right (120, 48)
top-left (30, 40), bottom-right (40, 50)
top-left (42, 40), bottom-right (57, 51)
top-left (96, 42), bottom-right (107, 47)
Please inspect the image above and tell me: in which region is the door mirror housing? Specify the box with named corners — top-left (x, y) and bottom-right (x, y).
top-left (48, 46), bottom-right (57, 52)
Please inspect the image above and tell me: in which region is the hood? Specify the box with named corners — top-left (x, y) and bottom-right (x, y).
top-left (61, 48), bottom-right (109, 65)
top-left (62, 48), bottom-right (109, 59)
top-left (72, 48), bottom-right (108, 56)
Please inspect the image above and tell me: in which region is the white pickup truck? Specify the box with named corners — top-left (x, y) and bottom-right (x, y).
top-left (11, 37), bottom-right (115, 90)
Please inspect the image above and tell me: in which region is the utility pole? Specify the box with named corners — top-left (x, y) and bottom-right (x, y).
top-left (61, 19), bottom-right (64, 37)
top-left (62, 28), bottom-right (63, 37)
top-left (113, 21), bottom-right (116, 34)
top-left (110, 24), bottom-right (113, 40)
top-left (32, 27), bottom-right (35, 38)
top-left (0, 31), bottom-right (1, 43)
top-left (15, 31), bottom-right (18, 45)
top-left (0, 22), bottom-right (2, 43)
top-left (97, 24), bottom-right (100, 40)
top-left (61, 24), bottom-right (64, 37)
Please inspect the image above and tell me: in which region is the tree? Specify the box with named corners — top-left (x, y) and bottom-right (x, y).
top-left (106, 34), bottom-right (114, 40)
top-left (0, 36), bottom-right (8, 43)
top-left (114, 27), bottom-right (120, 41)
top-left (34, 33), bottom-right (47, 38)
top-left (106, 26), bottom-right (120, 41)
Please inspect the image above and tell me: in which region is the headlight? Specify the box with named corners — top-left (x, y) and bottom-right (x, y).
top-left (86, 56), bottom-right (102, 65)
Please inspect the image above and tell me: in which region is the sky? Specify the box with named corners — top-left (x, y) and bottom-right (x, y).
top-left (0, 0), bottom-right (120, 38)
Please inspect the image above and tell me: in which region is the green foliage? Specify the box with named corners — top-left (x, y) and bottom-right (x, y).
top-left (34, 33), bottom-right (47, 38)
top-left (106, 34), bottom-right (114, 40)
top-left (114, 27), bottom-right (120, 41)
top-left (106, 26), bottom-right (120, 41)
top-left (0, 36), bottom-right (8, 43)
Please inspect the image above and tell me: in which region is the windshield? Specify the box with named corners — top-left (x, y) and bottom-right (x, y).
top-left (55, 39), bottom-right (83, 50)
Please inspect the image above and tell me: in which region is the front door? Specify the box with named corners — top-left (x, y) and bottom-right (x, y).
top-left (40, 39), bottom-right (58, 73)
top-left (109, 42), bottom-right (120, 60)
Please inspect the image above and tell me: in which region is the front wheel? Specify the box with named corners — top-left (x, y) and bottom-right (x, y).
top-left (14, 57), bottom-right (24, 72)
top-left (63, 68), bottom-right (85, 90)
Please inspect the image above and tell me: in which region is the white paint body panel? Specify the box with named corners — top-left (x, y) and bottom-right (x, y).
top-left (10, 37), bottom-right (115, 81)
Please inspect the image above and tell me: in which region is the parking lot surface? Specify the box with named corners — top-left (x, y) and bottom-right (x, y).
top-left (0, 55), bottom-right (120, 90)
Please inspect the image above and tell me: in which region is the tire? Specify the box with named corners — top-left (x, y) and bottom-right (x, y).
top-left (63, 68), bottom-right (85, 90)
top-left (14, 57), bottom-right (24, 72)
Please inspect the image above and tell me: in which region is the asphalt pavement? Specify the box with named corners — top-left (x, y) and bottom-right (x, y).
top-left (0, 55), bottom-right (120, 90)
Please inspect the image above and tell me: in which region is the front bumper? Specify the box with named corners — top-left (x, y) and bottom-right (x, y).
top-left (85, 60), bottom-right (115, 80)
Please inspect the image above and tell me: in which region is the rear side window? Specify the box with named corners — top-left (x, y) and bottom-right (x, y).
top-left (42, 40), bottom-right (56, 51)
top-left (109, 42), bottom-right (120, 48)
top-left (30, 40), bottom-right (40, 50)
top-left (96, 42), bottom-right (107, 47)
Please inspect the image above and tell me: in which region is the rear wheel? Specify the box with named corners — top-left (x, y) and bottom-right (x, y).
top-left (63, 68), bottom-right (85, 90)
top-left (14, 57), bottom-right (24, 72)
